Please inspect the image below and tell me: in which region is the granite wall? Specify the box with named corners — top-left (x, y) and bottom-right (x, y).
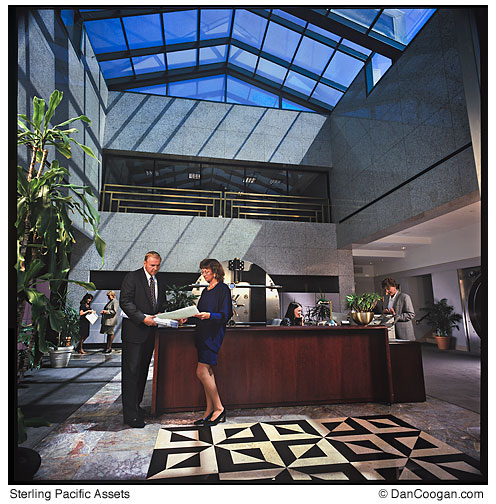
top-left (103, 91), bottom-right (332, 168)
top-left (330, 9), bottom-right (480, 248)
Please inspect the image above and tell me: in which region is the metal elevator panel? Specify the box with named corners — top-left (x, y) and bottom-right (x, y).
top-left (458, 266), bottom-right (481, 355)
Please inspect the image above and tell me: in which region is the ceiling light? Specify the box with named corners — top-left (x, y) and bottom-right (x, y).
top-left (188, 172), bottom-right (201, 179)
top-left (244, 177), bottom-right (256, 184)
top-left (401, 246), bottom-right (407, 250)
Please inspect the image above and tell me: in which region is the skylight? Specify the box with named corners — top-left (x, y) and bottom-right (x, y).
top-left (64, 7), bottom-right (436, 113)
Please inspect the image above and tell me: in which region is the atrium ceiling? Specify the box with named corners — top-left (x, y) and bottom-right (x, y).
top-left (64, 7), bottom-right (436, 114)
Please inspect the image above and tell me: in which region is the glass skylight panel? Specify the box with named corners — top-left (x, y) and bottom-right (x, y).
top-left (229, 47), bottom-right (258, 73)
top-left (122, 14), bottom-right (163, 50)
top-left (132, 54), bottom-right (166, 74)
top-left (256, 58), bottom-right (287, 85)
top-left (232, 10), bottom-right (268, 49)
top-left (99, 58), bottom-right (134, 79)
top-left (369, 53), bottom-right (392, 88)
top-left (284, 71), bottom-right (316, 97)
top-left (401, 9), bottom-right (436, 43)
top-left (199, 45), bottom-right (228, 65)
top-left (323, 50), bottom-right (364, 87)
top-left (371, 9), bottom-right (435, 45)
top-left (281, 98), bottom-right (313, 112)
top-left (163, 10), bottom-right (197, 44)
top-left (272, 9), bottom-right (307, 27)
top-left (331, 9), bottom-right (380, 29)
top-left (311, 82), bottom-right (343, 107)
top-left (200, 9), bottom-right (232, 40)
top-left (127, 84), bottom-right (167, 96)
top-left (167, 49), bottom-right (197, 69)
top-left (84, 18), bottom-right (127, 53)
top-left (262, 21), bottom-right (301, 62)
top-left (340, 39), bottom-right (372, 58)
top-left (169, 76), bottom-right (226, 102)
top-left (307, 23), bottom-right (341, 43)
top-left (226, 76), bottom-right (279, 107)
top-left (293, 36), bottom-right (334, 75)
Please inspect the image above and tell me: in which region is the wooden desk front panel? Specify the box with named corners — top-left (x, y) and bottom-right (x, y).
top-left (152, 326), bottom-right (393, 414)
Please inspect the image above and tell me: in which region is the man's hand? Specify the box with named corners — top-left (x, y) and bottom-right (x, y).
top-left (143, 315), bottom-right (157, 326)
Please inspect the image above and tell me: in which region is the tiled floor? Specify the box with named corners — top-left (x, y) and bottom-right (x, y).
top-left (17, 345), bottom-right (483, 482)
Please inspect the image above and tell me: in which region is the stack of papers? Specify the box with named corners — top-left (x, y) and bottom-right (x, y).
top-left (154, 318), bottom-right (179, 328)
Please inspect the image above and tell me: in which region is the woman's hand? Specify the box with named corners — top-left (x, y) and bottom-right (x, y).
top-left (194, 312), bottom-right (211, 320)
top-left (100, 310), bottom-right (106, 315)
top-left (177, 318), bottom-right (188, 324)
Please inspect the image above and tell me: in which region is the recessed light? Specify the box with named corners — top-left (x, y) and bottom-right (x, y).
top-left (401, 246), bottom-right (407, 250)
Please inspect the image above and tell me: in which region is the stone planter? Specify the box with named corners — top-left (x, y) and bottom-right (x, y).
top-left (49, 346), bottom-right (74, 368)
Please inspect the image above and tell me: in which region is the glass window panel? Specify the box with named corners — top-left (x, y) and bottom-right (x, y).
top-left (163, 10), bottom-right (197, 44)
top-left (122, 14), bottom-right (163, 50)
top-left (126, 84), bottom-right (167, 96)
top-left (307, 24), bottom-right (341, 43)
top-left (229, 47), bottom-right (258, 72)
top-left (293, 36), bottom-right (334, 74)
top-left (199, 45), bottom-right (228, 65)
top-left (245, 167), bottom-right (288, 195)
top-left (369, 53), bottom-right (392, 88)
top-left (167, 49), bottom-right (197, 69)
top-left (287, 170), bottom-right (328, 198)
top-left (226, 76), bottom-right (279, 107)
top-left (272, 9), bottom-right (307, 27)
top-left (311, 82), bottom-right (343, 107)
top-left (85, 18), bottom-right (127, 53)
top-left (169, 75), bottom-right (225, 102)
top-left (323, 50), bottom-right (364, 87)
top-left (262, 21), bottom-right (301, 62)
top-left (232, 9), bottom-right (268, 49)
top-left (155, 160), bottom-right (202, 189)
top-left (281, 98), bottom-right (313, 112)
top-left (402, 8), bottom-right (436, 44)
top-left (331, 8), bottom-right (380, 29)
top-left (284, 71), bottom-right (316, 96)
top-left (202, 165), bottom-right (245, 192)
top-left (372, 8), bottom-right (434, 45)
top-left (132, 54), bottom-right (165, 75)
top-left (340, 39), bottom-right (372, 57)
top-left (99, 58), bottom-right (133, 79)
top-left (256, 58), bottom-right (287, 85)
top-left (200, 9), bottom-right (232, 39)
top-left (104, 156), bottom-right (154, 187)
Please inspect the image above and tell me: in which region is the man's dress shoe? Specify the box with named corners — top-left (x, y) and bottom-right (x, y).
top-left (125, 418), bottom-right (145, 428)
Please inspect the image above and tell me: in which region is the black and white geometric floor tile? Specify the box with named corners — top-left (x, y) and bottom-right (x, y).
top-left (146, 415), bottom-right (482, 482)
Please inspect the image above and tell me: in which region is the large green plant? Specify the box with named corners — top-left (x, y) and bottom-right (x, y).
top-left (165, 285), bottom-right (199, 312)
top-left (16, 90), bottom-right (106, 377)
top-left (345, 292), bottom-right (382, 312)
top-left (421, 298), bottom-right (463, 337)
top-left (311, 294), bottom-right (331, 321)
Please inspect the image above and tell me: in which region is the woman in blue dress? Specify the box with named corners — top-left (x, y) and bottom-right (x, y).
top-left (182, 258), bottom-right (233, 427)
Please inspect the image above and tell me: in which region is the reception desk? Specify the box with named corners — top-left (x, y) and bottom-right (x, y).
top-left (151, 325), bottom-right (425, 415)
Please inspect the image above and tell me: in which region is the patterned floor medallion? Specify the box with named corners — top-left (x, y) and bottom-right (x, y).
top-left (146, 415), bottom-right (482, 482)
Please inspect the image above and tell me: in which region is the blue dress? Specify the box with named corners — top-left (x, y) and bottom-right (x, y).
top-left (192, 282), bottom-right (233, 365)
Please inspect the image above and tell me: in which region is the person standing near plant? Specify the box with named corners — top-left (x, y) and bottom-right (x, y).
top-left (179, 259), bottom-right (233, 427)
top-left (381, 277), bottom-right (416, 340)
top-left (77, 294), bottom-right (95, 354)
top-left (280, 302), bottom-right (304, 326)
top-left (120, 251), bottom-right (166, 428)
top-left (100, 290), bottom-right (119, 353)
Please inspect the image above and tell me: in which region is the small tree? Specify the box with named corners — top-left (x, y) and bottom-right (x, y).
top-left (421, 298), bottom-right (463, 337)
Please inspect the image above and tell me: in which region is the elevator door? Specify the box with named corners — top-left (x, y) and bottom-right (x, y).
top-left (458, 267), bottom-right (481, 355)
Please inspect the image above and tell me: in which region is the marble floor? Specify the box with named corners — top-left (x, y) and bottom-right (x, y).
top-left (17, 345), bottom-right (483, 483)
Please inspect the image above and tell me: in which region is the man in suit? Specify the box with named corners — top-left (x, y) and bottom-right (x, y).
top-left (381, 277), bottom-right (416, 340)
top-left (119, 251), bottom-right (166, 427)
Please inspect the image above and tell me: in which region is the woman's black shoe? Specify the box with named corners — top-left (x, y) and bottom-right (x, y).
top-left (204, 409), bottom-right (226, 427)
top-left (194, 411), bottom-right (213, 426)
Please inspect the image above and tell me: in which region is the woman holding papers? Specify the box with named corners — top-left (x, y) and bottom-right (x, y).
top-left (182, 258), bottom-right (233, 427)
top-left (77, 293), bottom-right (95, 354)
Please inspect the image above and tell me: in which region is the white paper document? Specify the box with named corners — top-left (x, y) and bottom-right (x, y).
top-left (156, 305), bottom-right (199, 320)
top-left (85, 311), bottom-right (98, 325)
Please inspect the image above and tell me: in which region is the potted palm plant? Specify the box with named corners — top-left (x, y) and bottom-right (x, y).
top-left (49, 305), bottom-right (80, 368)
top-left (311, 294), bottom-right (332, 324)
top-left (421, 298), bottom-right (463, 350)
top-left (16, 90), bottom-right (105, 480)
top-left (345, 292), bottom-right (382, 325)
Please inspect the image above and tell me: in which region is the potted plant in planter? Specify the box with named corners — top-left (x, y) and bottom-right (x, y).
top-left (15, 90), bottom-right (105, 480)
top-left (421, 298), bottom-right (463, 350)
top-left (345, 292), bottom-right (382, 325)
top-left (311, 294), bottom-right (332, 324)
top-left (49, 305), bottom-right (80, 368)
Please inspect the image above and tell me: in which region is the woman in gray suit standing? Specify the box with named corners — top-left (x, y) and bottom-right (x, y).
top-left (381, 277), bottom-right (416, 340)
top-left (100, 290), bottom-right (119, 353)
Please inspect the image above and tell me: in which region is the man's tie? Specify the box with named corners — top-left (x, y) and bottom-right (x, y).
top-left (149, 276), bottom-right (156, 311)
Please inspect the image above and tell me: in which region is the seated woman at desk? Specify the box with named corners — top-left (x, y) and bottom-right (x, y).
top-left (280, 301), bottom-right (304, 326)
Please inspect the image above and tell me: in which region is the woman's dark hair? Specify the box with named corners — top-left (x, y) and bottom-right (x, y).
top-left (381, 277), bottom-right (399, 289)
top-left (284, 302), bottom-right (303, 326)
top-left (81, 293), bottom-right (94, 304)
top-left (200, 258), bottom-right (225, 282)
